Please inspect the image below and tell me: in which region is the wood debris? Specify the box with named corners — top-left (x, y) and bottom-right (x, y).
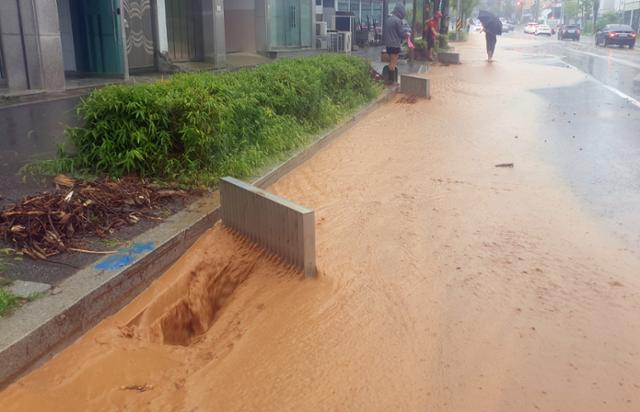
top-left (120, 384), bottom-right (154, 392)
top-left (0, 177), bottom-right (189, 259)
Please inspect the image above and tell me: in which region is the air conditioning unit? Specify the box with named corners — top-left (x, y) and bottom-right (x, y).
top-left (327, 32), bottom-right (351, 53)
top-left (316, 37), bottom-right (328, 50)
top-left (336, 31), bottom-right (351, 53)
top-left (328, 32), bottom-right (339, 52)
top-left (315, 21), bottom-right (328, 36)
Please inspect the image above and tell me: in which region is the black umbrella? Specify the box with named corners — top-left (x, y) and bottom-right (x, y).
top-left (478, 10), bottom-right (501, 35)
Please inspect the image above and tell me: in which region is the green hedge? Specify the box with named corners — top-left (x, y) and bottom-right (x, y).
top-left (61, 55), bottom-right (380, 186)
top-left (0, 288), bottom-right (19, 317)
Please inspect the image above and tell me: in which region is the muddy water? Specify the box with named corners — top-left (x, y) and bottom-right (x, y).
top-left (2, 36), bottom-right (640, 411)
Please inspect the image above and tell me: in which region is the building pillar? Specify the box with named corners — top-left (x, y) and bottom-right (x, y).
top-left (255, 0), bottom-right (269, 52)
top-left (153, 0), bottom-right (169, 54)
top-left (0, 0), bottom-right (65, 91)
top-left (202, 0), bottom-right (226, 66)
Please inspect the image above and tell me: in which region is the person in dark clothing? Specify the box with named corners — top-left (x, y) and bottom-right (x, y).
top-left (482, 19), bottom-right (501, 61)
top-left (485, 31), bottom-right (497, 61)
top-left (424, 11), bottom-right (442, 62)
top-left (382, 3), bottom-right (407, 83)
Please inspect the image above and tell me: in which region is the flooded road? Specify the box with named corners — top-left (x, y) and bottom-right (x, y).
top-left (2, 35), bottom-right (640, 411)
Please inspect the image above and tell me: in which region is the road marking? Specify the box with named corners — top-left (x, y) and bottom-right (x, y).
top-left (562, 61), bottom-right (640, 109)
top-left (565, 48), bottom-right (640, 70)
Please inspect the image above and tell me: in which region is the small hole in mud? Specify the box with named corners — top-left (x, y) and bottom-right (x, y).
top-left (126, 230), bottom-right (300, 347)
top-left (158, 300), bottom-right (205, 346)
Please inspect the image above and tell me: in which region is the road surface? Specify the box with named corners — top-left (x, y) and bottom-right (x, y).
top-left (1, 33), bottom-right (639, 411)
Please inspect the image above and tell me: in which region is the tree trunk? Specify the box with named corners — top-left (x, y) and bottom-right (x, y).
top-left (412, 0), bottom-right (418, 36)
top-left (383, 0), bottom-right (389, 40)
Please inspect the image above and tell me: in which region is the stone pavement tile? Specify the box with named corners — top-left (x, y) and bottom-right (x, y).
top-left (6, 280), bottom-right (50, 298)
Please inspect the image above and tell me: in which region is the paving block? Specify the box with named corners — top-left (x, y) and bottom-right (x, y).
top-left (220, 177), bottom-right (316, 277)
top-left (438, 51), bottom-right (460, 64)
top-left (6, 280), bottom-right (50, 298)
top-left (400, 74), bottom-right (430, 98)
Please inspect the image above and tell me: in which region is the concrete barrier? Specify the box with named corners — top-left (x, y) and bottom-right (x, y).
top-left (438, 51), bottom-right (460, 64)
top-left (400, 74), bottom-right (430, 98)
top-left (220, 177), bottom-right (316, 277)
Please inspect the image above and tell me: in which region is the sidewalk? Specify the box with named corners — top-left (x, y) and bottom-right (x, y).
top-left (0, 45), bottom-right (428, 384)
top-left (0, 88), bottom-right (396, 387)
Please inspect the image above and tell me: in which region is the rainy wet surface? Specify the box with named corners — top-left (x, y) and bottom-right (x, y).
top-left (2, 34), bottom-right (640, 411)
top-left (0, 96), bottom-right (81, 203)
top-left (532, 81), bottom-right (640, 249)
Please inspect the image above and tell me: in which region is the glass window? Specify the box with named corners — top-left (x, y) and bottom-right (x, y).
top-left (269, 0), bottom-right (312, 48)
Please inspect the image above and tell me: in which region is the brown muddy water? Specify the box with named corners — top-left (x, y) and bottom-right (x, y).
top-left (2, 36), bottom-right (640, 411)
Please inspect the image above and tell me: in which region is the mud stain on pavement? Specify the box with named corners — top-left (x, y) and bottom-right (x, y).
top-left (1, 35), bottom-right (640, 412)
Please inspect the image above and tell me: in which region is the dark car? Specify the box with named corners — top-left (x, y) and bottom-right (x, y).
top-left (558, 24), bottom-right (580, 41)
top-left (595, 24), bottom-right (636, 48)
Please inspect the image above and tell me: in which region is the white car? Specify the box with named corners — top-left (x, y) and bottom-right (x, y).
top-left (535, 24), bottom-right (552, 36)
top-left (524, 23), bottom-right (538, 34)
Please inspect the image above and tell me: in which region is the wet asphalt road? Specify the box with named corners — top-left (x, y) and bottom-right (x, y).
top-left (0, 96), bottom-right (81, 202)
top-left (501, 30), bottom-right (640, 250)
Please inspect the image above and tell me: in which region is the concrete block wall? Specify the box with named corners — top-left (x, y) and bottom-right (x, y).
top-left (220, 177), bottom-right (317, 277)
top-left (438, 51), bottom-right (460, 64)
top-left (202, 0), bottom-right (227, 66)
top-left (0, 0), bottom-right (65, 91)
top-left (400, 74), bottom-right (430, 98)
top-left (223, 0), bottom-right (257, 53)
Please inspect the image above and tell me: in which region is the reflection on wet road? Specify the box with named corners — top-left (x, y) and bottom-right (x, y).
top-left (504, 33), bottom-right (640, 249)
top-left (505, 32), bottom-right (640, 102)
top-left (0, 97), bottom-right (80, 200)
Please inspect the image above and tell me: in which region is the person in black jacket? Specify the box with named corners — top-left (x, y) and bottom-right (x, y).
top-left (483, 19), bottom-right (502, 61)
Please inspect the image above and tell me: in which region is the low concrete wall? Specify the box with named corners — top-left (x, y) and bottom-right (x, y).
top-left (220, 177), bottom-right (316, 277)
top-left (438, 51), bottom-right (460, 64)
top-left (400, 74), bottom-right (430, 98)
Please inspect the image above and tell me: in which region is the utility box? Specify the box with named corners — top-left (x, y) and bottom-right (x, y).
top-left (438, 51), bottom-right (461, 64)
top-left (400, 74), bottom-right (431, 98)
top-left (220, 177), bottom-right (317, 277)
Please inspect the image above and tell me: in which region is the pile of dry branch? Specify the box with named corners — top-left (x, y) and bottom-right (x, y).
top-left (0, 176), bottom-right (189, 259)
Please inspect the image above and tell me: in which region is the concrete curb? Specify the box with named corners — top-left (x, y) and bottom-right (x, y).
top-left (0, 88), bottom-right (395, 387)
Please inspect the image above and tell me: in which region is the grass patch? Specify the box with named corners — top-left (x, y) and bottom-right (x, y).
top-left (0, 288), bottom-right (20, 317)
top-left (53, 55), bottom-right (381, 187)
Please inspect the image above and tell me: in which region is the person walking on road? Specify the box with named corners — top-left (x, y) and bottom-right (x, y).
top-left (383, 3), bottom-right (408, 84)
top-left (478, 10), bottom-right (502, 62)
top-left (424, 11), bottom-right (442, 62)
top-left (484, 27), bottom-right (498, 61)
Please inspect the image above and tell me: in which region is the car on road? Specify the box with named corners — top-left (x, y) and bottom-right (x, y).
top-left (558, 24), bottom-right (581, 41)
top-left (535, 24), bottom-right (552, 36)
top-left (595, 24), bottom-right (636, 48)
top-left (500, 18), bottom-right (514, 33)
top-left (524, 22), bottom-right (538, 34)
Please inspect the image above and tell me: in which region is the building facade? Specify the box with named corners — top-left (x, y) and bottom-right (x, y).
top-left (623, 0), bottom-right (640, 30)
top-left (0, 0), bottom-right (316, 93)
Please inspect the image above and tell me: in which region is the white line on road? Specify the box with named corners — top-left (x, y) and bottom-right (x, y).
top-left (565, 48), bottom-right (640, 70)
top-left (562, 61), bottom-right (640, 109)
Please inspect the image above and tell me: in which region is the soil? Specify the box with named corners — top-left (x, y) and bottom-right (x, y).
top-left (1, 36), bottom-right (639, 411)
